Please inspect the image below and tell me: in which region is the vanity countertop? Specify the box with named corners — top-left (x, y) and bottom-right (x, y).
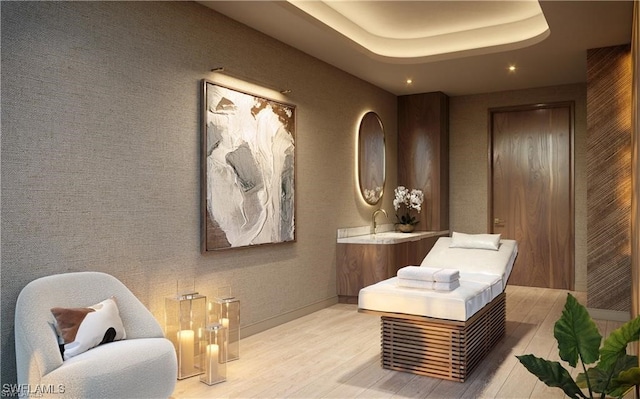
top-left (337, 227), bottom-right (449, 245)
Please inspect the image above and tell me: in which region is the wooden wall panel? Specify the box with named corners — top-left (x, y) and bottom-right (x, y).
top-left (398, 92), bottom-right (449, 231)
top-left (587, 45), bottom-right (632, 311)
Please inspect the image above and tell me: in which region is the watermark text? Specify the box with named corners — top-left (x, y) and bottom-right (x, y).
top-left (1, 384), bottom-right (65, 397)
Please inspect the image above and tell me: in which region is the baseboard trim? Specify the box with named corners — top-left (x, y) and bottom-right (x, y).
top-left (240, 296), bottom-right (339, 338)
top-left (587, 307), bottom-right (631, 322)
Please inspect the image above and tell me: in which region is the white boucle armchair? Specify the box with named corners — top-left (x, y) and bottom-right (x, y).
top-left (15, 271), bottom-right (177, 399)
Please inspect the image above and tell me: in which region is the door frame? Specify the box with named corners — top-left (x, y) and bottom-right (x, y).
top-left (487, 102), bottom-right (576, 288)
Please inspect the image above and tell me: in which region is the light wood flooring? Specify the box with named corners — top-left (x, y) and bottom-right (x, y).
top-left (172, 285), bottom-right (631, 399)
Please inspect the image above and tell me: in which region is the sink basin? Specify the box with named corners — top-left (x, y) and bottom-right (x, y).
top-left (337, 230), bottom-right (448, 244)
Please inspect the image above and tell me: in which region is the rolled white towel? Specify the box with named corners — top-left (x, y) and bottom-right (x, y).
top-left (396, 278), bottom-right (433, 290)
top-left (397, 266), bottom-right (441, 281)
top-left (433, 280), bottom-right (460, 291)
top-left (433, 268), bottom-right (460, 283)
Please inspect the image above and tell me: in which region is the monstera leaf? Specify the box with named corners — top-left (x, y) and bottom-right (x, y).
top-left (554, 293), bottom-right (602, 367)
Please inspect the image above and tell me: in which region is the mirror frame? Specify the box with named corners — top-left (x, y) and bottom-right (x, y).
top-left (358, 111), bottom-right (386, 205)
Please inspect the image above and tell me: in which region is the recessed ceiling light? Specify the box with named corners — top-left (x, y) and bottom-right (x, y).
top-left (406, 79), bottom-right (413, 84)
top-left (508, 65), bottom-right (517, 72)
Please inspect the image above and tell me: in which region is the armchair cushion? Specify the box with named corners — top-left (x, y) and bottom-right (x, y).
top-left (51, 297), bottom-right (126, 360)
top-left (40, 338), bottom-right (177, 399)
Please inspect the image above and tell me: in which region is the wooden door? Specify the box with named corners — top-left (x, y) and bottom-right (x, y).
top-left (490, 104), bottom-right (574, 289)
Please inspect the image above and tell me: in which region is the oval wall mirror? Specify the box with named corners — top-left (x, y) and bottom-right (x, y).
top-left (358, 111), bottom-right (385, 205)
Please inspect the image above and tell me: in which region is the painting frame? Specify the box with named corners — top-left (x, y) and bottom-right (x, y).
top-left (201, 80), bottom-right (296, 252)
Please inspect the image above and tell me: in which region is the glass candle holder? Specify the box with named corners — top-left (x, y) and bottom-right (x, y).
top-left (211, 296), bottom-right (240, 361)
top-left (165, 293), bottom-right (207, 379)
top-left (200, 323), bottom-right (227, 385)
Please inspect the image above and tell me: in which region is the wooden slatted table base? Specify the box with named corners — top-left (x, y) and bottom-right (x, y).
top-left (360, 292), bottom-right (506, 382)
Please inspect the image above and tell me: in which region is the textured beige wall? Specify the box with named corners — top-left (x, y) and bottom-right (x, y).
top-left (449, 84), bottom-right (588, 291)
top-left (0, 2), bottom-right (397, 384)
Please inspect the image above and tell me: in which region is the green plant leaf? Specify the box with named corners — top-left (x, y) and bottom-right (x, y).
top-left (605, 357), bottom-right (640, 398)
top-left (585, 355), bottom-right (638, 393)
top-left (516, 354), bottom-right (588, 399)
top-left (577, 355), bottom-right (636, 394)
top-left (615, 366), bottom-right (640, 385)
top-left (554, 293), bottom-right (602, 367)
top-left (581, 354), bottom-right (639, 397)
top-left (609, 367), bottom-right (640, 398)
top-left (576, 366), bottom-right (608, 392)
top-left (599, 315), bottom-right (640, 371)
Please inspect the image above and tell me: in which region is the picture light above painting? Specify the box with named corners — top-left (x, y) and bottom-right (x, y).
top-left (201, 81), bottom-right (296, 251)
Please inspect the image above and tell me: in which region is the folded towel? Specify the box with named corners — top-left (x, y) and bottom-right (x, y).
top-left (433, 280), bottom-right (460, 291)
top-left (397, 266), bottom-right (441, 281)
top-left (396, 278), bottom-right (434, 290)
top-left (433, 268), bottom-right (460, 283)
top-left (396, 278), bottom-right (460, 291)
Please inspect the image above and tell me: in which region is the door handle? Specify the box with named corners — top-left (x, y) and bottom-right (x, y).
top-left (494, 218), bottom-right (505, 226)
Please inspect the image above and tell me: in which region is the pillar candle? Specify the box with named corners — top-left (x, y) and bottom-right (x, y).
top-left (206, 343), bottom-right (219, 380)
top-left (177, 330), bottom-right (194, 373)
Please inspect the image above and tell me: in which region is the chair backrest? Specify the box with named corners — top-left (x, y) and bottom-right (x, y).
top-left (15, 271), bottom-right (164, 384)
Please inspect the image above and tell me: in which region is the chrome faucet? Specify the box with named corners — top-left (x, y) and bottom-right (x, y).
top-left (372, 208), bottom-right (388, 235)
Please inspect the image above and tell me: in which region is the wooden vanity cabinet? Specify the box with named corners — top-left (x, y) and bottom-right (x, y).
top-left (336, 235), bottom-right (443, 303)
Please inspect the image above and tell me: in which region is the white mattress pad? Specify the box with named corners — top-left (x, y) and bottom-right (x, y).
top-left (358, 237), bottom-right (518, 321)
top-left (358, 277), bottom-right (493, 321)
top-left (459, 273), bottom-right (503, 300)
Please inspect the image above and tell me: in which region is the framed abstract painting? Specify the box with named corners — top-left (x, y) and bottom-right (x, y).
top-left (201, 81), bottom-right (296, 251)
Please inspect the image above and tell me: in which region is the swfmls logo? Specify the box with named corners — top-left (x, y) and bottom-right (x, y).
top-left (1, 384), bottom-right (66, 397)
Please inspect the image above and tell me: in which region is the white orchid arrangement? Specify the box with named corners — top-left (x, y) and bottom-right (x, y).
top-left (393, 186), bottom-right (424, 225)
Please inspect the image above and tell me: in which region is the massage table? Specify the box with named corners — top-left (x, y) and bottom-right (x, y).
top-left (358, 236), bottom-right (518, 382)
